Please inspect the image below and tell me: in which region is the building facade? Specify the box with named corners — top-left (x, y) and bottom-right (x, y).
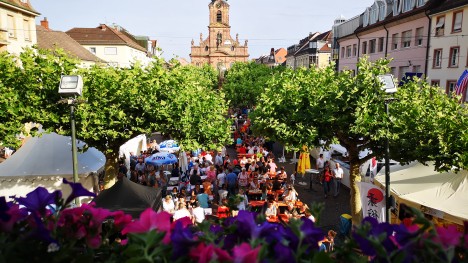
top-left (0, 0), bottom-right (39, 55)
top-left (66, 24), bottom-right (150, 68)
top-left (190, 0), bottom-right (249, 70)
top-left (336, 0), bottom-right (444, 80)
top-left (255, 47), bottom-right (286, 67)
top-left (286, 31), bottom-right (332, 69)
top-left (427, 0), bottom-right (468, 101)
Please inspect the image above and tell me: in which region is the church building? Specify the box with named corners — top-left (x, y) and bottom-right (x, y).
top-left (190, 0), bottom-right (249, 70)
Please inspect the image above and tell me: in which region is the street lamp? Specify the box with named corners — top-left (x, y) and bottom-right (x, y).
top-left (58, 75), bottom-right (83, 190)
top-left (377, 74), bottom-right (397, 223)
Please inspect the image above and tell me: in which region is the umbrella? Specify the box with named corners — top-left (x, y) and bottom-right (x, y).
top-left (158, 140), bottom-right (180, 153)
top-left (297, 145), bottom-right (311, 175)
top-left (145, 152), bottom-right (178, 166)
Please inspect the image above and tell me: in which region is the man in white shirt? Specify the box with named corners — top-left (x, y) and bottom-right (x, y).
top-left (214, 152), bottom-right (224, 168)
top-left (191, 201), bottom-right (205, 224)
top-left (333, 162), bottom-right (344, 197)
top-left (173, 202), bottom-right (192, 221)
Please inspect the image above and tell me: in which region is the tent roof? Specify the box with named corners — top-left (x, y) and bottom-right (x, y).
top-left (0, 133), bottom-right (105, 179)
top-left (375, 162), bottom-right (468, 224)
top-left (93, 178), bottom-right (162, 218)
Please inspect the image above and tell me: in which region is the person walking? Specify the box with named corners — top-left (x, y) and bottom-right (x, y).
top-left (333, 162), bottom-right (344, 197)
top-left (226, 167), bottom-right (238, 197)
top-left (322, 166), bottom-right (333, 198)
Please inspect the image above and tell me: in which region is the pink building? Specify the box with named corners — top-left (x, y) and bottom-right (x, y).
top-left (336, 0), bottom-right (444, 80)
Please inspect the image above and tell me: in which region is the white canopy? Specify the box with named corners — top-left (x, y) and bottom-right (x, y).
top-left (375, 162), bottom-right (468, 225)
top-left (0, 133), bottom-right (105, 201)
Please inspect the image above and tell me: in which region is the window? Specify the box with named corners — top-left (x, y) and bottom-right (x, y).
top-left (430, 80), bottom-right (440, 87)
top-left (89, 47), bottom-right (96, 54)
top-left (446, 80), bottom-right (457, 95)
top-left (392, 33), bottom-right (399, 50)
top-left (417, 0), bottom-right (426, 7)
top-left (217, 11), bottom-right (222, 23)
top-left (362, 41), bottom-right (367, 54)
top-left (341, 47), bottom-right (345, 58)
top-left (435, 16), bottom-right (445, 36)
top-left (231, 46), bottom-right (235, 51)
top-left (370, 4), bottom-right (379, 24)
top-left (346, 45), bottom-right (351, 57)
top-left (378, 37), bottom-right (384, 52)
top-left (23, 19), bottom-right (30, 41)
top-left (363, 8), bottom-right (370, 27)
top-left (413, 65), bottom-right (421, 73)
top-left (393, 0), bottom-right (400, 16)
top-left (353, 44), bottom-right (357, 56)
top-left (104, 47), bottom-right (117, 55)
top-left (7, 15), bottom-right (15, 38)
top-left (449, 46), bottom-right (459, 67)
top-left (433, 49), bottom-right (442, 68)
top-left (401, 30), bottom-right (412, 48)
top-left (205, 46), bottom-right (208, 51)
top-left (369, 39), bottom-right (376, 53)
top-left (378, 0), bottom-right (386, 21)
top-left (402, 0), bottom-right (415, 12)
top-left (415, 27), bottom-right (423, 46)
top-left (452, 11), bottom-right (463, 33)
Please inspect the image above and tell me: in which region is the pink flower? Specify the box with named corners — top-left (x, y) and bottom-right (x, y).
top-left (122, 209), bottom-right (171, 236)
top-left (86, 234), bottom-right (102, 249)
top-left (232, 243), bottom-right (260, 263)
top-left (189, 243), bottom-right (232, 263)
top-left (436, 225), bottom-right (461, 248)
top-left (0, 203), bottom-right (26, 233)
top-left (112, 211), bottom-right (132, 230)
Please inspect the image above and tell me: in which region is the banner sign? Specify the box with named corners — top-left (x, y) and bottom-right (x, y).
top-left (357, 182), bottom-right (386, 223)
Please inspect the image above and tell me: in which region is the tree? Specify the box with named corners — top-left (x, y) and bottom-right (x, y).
top-left (0, 49), bottom-right (232, 188)
top-left (0, 48), bottom-right (78, 148)
top-left (250, 58), bottom-right (468, 223)
top-left (223, 62), bottom-right (279, 109)
top-left (154, 63), bottom-right (232, 151)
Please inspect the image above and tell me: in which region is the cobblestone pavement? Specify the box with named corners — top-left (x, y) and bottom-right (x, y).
top-left (227, 146), bottom-right (351, 235)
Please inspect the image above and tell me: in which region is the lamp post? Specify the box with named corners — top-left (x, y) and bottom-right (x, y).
top-left (58, 75), bottom-right (83, 205)
top-left (377, 74), bottom-right (397, 223)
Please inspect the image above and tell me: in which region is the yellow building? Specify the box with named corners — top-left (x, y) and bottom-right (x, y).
top-left (190, 0), bottom-right (249, 70)
top-left (0, 0), bottom-right (39, 55)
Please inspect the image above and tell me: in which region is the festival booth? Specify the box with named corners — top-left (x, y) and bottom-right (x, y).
top-left (374, 162), bottom-right (468, 227)
top-left (0, 133), bottom-right (105, 202)
top-left (93, 178), bottom-right (162, 218)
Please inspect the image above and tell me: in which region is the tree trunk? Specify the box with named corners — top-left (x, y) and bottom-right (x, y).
top-left (103, 151), bottom-right (119, 189)
top-left (349, 161), bottom-right (362, 225)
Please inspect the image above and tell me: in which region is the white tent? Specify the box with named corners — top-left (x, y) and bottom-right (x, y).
top-left (0, 133), bottom-right (105, 202)
top-left (119, 134), bottom-right (147, 175)
top-left (375, 162), bottom-right (468, 225)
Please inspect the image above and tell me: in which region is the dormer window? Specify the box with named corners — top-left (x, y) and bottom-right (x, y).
top-left (217, 11), bottom-right (222, 23)
top-left (378, 0), bottom-right (386, 21)
top-left (393, 0), bottom-right (400, 16)
top-left (402, 0), bottom-right (415, 12)
top-left (370, 3), bottom-right (378, 24)
top-left (363, 8), bottom-right (370, 27)
top-left (416, 0), bottom-right (426, 7)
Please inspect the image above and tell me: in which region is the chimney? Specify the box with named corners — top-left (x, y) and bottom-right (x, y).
top-left (270, 48), bottom-right (275, 56)
top-left (40, 17), bottom-right (49, 30)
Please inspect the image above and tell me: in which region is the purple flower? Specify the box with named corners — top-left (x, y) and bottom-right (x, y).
top-left (63, 178), bottom-right (96, 205)
top-left (15, 187), bottom-right (61, 214)
top-left (300, 217), bottom-right (324, 250)
top-left (352, 217), bottom-right (397, 257)
top-left (273, 243), bottom-right (295, 263)
top-left (171, 220), bottom-right (197, 258)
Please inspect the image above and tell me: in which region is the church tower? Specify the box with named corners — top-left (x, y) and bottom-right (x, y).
top-left (190, 0), bottom-right (249, 70)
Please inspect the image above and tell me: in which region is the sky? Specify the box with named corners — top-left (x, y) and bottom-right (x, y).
top-left (30, 0), bottom-right (374, 61)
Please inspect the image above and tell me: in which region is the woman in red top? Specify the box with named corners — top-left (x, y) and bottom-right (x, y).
top-left (322, 166), bottom-right (333, 198)
top-left (217, 198), bottom-right (230, 219)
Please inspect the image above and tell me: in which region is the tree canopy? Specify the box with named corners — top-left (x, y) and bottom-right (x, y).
top-left (0, 48), bottom-right (231, 187)
top-left (223, 62), bottom-right (279, 109)
top-left (250, 58), bottom-right (468, 223)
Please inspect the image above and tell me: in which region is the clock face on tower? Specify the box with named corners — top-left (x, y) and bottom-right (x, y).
top-left (216, 3), bottom-right (221, 8)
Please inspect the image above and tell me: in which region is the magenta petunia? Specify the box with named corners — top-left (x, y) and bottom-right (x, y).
top-left (189, 243), bottom-right (232, 263)
top-left (436, 225), bottom-right (461, 248)
top-left (112, 210), bottom-right (132, 230)
top-left (232, 243), bottom-right (260, 263)
top-left (122, 208), bottom-right (171, 236)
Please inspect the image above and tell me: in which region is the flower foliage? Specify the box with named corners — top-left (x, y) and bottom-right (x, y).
top-left (1, 186), bottom-right (467, 262)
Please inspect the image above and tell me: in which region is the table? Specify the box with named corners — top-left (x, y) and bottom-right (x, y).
top-left (305, 169), bottom-right (320, 191)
